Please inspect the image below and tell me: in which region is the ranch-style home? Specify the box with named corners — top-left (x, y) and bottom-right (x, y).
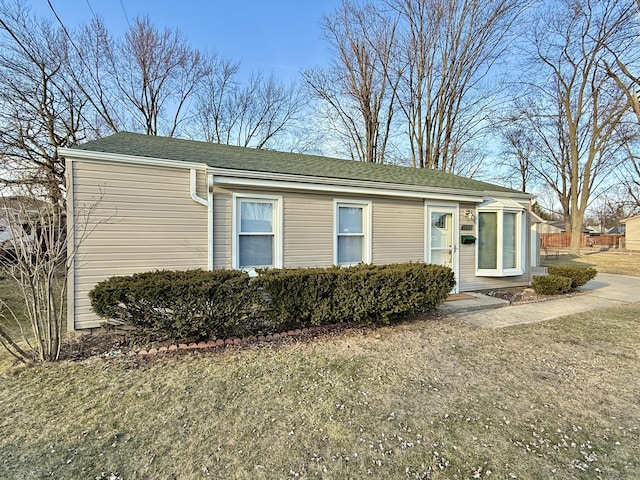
top-left (61, 132), bottom-right (536, 331)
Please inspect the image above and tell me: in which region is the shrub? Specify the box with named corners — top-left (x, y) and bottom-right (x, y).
top-left (90, 263), bottom-right (455, 340)
top-left (89, 269), bottom-right (262, 340)
top-left (547, 266), bottom-right (597, 289)
top-left (258, 263), bottom-right (455, 330)
top-left (531, 274), bottom-right (573, 295)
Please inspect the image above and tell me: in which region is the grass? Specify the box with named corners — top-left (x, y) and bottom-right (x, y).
top-left (1, 304), bottom-right (639, 479)
top-left (0, 277), bottom-right (27, 319)
top-left (541, 250), bottom-right (640, 276)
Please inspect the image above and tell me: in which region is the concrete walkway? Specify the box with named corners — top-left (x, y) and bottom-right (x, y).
top-left (439, 273), bottom-right (640, 328)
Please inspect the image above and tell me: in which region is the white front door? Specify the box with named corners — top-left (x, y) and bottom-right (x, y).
top-left (426, 204), bottom-right (459, 293)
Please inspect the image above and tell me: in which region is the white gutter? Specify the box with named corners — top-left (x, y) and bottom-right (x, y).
top-left (58, 147), bottom-right (534, 201)
top-left (207, 168), bottom-right (534, 201)
top-left (190, 169), bottom-right (208, 206)
top-left (58, 148), bottom-right (206, 170)
top-left (207, 174), bottom-right (215, 270)
top-left (59, 148), bottom-right (534, 205)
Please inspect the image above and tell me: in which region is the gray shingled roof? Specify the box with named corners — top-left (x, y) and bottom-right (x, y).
top-left (73, 131), bottom-right (524, 195)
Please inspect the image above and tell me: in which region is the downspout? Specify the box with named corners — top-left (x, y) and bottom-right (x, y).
top-left (190, 168), bottom-right (208, 206)
top-left (208, 174), bottom-right (215, 270)
top-left (190, 168), bottom-right (213, 270)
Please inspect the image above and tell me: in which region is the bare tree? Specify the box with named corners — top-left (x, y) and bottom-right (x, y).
top-left (0, 1), bottom-right (92, 205)
top-left (115, 17), bottom-right (211, 136)
top-left (62, 17), bottom-right (123, 136)
top-left (601, 0), bottom-right (640, 123)
top-left (390, 0), bottom-right (527, 171)
top-left (514, 0), bottom-right (637, 254)
top-left (0, 193), bottom-right (66, 362)
top-left (70, 16), bottom-right (210, 137)
top-left (0, 188), bottom-right (106, 362)
top-left (194, 65), bottom-right (307, 149)
top-left (496, 124), bottom-right (534, 192)
top-left (304, 0), bottom-right (400, 163)
top-left (598, 0), bottom-right (640, 209)
top-left (585, 188), bottom-right (638, 232)
top-left (619, 141), bottom-right (640, 208)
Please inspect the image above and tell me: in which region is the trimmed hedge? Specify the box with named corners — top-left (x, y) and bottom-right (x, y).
top-left (89, 263), bottom-right (455, 340)
top-left (258, 263), bottom-right (456, 330)
top-left (89, 269), bottom-right (263, 339)
top-left (547, 266), bottom-right (597, 289)
top-left (531, 274), bottom-right (573, 295)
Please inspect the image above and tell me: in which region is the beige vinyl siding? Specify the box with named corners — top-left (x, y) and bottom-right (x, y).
top-left (213, 190), bottom-right (231, 268)
top-left (283, 192), bottom-right (333, 267)
top-left (215, 187), bottom-right (334, 268)
top-left (372, 197), bottom-right (424, 264)
top-left (214, 188), bottom-right (424, 268)
top-left (70, 160), bottom-right (207, 330)
top-left (625, 217), bottom-right (640, 251)
top-left (458, 202), bottom-right (532, 292)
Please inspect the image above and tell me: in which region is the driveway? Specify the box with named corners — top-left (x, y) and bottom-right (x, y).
top-left (444, 273), bottom-right (640, 328)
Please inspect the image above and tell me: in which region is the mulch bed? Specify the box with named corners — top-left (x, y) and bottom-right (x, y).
top-left (485, 286), bottom-right (584, 305)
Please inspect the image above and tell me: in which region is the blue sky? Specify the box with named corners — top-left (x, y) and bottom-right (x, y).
top-left (31, 0), bottom-right (342, 82)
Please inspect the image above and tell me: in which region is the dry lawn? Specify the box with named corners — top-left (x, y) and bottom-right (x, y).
top-left (542, 250), bottom-right (640, 276)
top-left (1, 304), bottom-right (639, 479)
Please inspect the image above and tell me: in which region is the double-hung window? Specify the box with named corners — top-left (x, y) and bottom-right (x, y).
top-left (476, 199), bottom-right (526, 276)
top-left (334, 200), bottom-right (372, 266)
top-left (233, 194), bottom-right (282, 269)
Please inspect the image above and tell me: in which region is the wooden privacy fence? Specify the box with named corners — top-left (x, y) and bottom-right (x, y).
top-left (540, 233), bottom-right (625, 249)
top-left (540, 233), bottom-right (587, 248)
top-left (589, 234), bottom-right (625, 248)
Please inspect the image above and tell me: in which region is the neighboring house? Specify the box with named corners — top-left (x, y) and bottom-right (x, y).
top-left (61, 132), bottom-right (537, 332)
top-left (0, 215), bottom-right (12, 244)
top-left (622, 215), bottom-right (640, 251)
top-left (537, 220), bottom-right (590, 234)
top-left (0, 196), bottom-right (48, 245)
top-left (537, 220), bottom-right (566, 234)
top-left (606, 226), bottom-right (625, 235)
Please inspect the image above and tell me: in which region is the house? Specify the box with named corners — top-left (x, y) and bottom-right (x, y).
top-left (60, 132), bottom-right (537, 332)
top-left (537, 220), bottom-right (566, 234)
top-left (605, 226), bottom-right (625, 235)
top-left (622, 215), bottom-right (640, 251)
top-left (0, 215), bottom-right (11, 244)
top-left (0, 196), bottom-right (44, 246)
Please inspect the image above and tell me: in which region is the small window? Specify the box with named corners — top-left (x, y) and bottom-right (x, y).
top-left (476, 200), bottom-right (526, 277)
top-left (334, 200), bottom-right (371, 266)
top-left (233, 194), bottom-right (282, 269)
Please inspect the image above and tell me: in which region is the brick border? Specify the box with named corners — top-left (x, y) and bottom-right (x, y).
top-left (136, 326), bottom-right (328, 356)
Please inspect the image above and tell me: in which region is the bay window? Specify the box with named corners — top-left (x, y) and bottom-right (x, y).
top-left (477, 200), bottom-right (526, 276)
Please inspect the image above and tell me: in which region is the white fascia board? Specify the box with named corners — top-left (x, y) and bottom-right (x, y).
top-left (57, 148), bottom-right (532, 201)
top-left (58, 148), bottom-right (207, 171)
top-left (209, 171), bottom-right (487, 202)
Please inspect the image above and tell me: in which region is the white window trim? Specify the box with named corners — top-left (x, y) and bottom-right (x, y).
top-left (333, 199), bottom-right (372, 266)
top-left (476, 203), bottom-right (526, 277)
top-left (231, 193), bottom-right (283, 270)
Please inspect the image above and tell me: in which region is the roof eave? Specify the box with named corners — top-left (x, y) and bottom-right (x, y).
top-left (59, 148), bottom-right (533, 201)
top-left (208, 167), bottom-right (533, 201)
